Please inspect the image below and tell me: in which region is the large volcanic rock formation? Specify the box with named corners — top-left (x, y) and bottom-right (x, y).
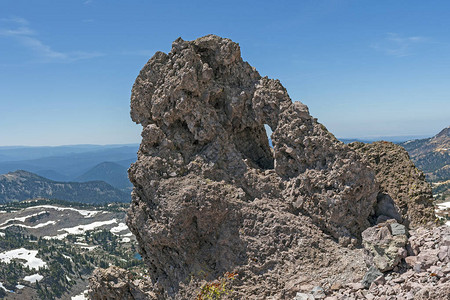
top-left (125, 35), bottom-right (378, 298)
top-left (89, 35), bottom-right (442, 299)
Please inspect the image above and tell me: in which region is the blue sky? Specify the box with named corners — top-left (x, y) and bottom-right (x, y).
top-left (0, 0), bottom-right (449, 146)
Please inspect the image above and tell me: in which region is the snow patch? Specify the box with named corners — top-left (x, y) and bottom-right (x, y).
top-left (0, 282), bottom-right (9, 292)
top-left (43, 233), bottom-right (68, 240)
top-left (110, 222), bottom-right (128, 234)
top-left (63, 254), bottom-right (73, 262)
top-left (0, 220), bottom-right (56, 230)
top-left (58, 219), bottom-right (117, 235)
top-left (437, 201), bottom-right (450, 209)
top-left (71, 290), bottom-right (88, 300)
top-left (74, 242), bottom-right (97, 251)
top-left (43, 219), bottom-right (118, 240)
top-left (0, 211), bottom-right (48, 227)
top-left (0, 248), bottom-right (47, 270)
top-left (25, 205), bottom-right (99, 218)
top-left (23, 273), bottom-right (43, 283)
top-left (16, 284), bottom-right (24, 289)
top-left (0, 232), bottom-right (4, 237)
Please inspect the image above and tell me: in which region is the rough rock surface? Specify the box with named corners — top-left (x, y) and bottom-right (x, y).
top-left (88, 35), bottom-right (445, 299)
top-left (121, 35), bottom-right (379, 299)
top-left (325, 225), bottom-right (450, 300)
top-left (88, 266), bottom-right (156, 300)
top-left (349, 141), bottom-right (436, 227)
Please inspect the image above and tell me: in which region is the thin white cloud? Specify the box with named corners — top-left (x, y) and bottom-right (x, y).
top-left (372, 33), bottom-right (427, 57)
top-left (0, 17), bottom-right (29, 25)
top-left (0, 17), bottom-right (103, 62)
top-left (0, 17), bottom-right (33, 36)
top-left (19, 36), bottom-right (67, 59)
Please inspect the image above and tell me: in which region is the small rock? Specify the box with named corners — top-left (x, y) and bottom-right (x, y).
top-left (392, 277), bottom-right (405, 283)
top-left (390, 222), bottom-right (407, 236)
top-left (438, 246), bottom-right (448, 261)
top-left (373, 275), bottom-right (386, 285)
top-left (417, 249), bottom-right (440, 269)
top-left (362, 266), bottom-right (383, 288)
top-left (413, 263), bottom-right (422, 273)
top-left (397, 247), bottom-right (407, 259)
top-left (405, 255), bottom-right (417, 267)
top-left (330, 283), bottom-right (342, 291)
top-left (311, 286), bottom-right (326, 299)
top-left (294, 292), bottom-right (314, 300)
top-left (348, 282), bottom-right (364, 291)
top-left (365, 293), bottom-right (375, 300)
top-left (354, 290), bottom-right (365, 299)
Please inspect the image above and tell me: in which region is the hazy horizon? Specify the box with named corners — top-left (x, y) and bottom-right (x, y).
top-left (0, 133), bottom-right (439, 148)
top-left (1, 1), bottom-right (449, 146)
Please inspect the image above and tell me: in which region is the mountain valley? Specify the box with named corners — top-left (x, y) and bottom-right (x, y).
top-left (0, 199), bottom-right (144, 299)
top-left (0, 170), bottom-right (130, 204)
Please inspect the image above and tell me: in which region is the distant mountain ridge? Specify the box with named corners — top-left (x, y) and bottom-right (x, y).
top-left (0, 170), bottom-right (130, 204)
top-left (75, 161), bottom-right (133, 191)
top-left (339, 135), bottom-right (432, 144)
top-left (400, 126), bottom-right (450, 180)
top-left (0, 144), bottom-right (138, 189)
top-left (0, 144), bottom-right (139, 162)
top-left (400, 126), bottom-right (450, 202)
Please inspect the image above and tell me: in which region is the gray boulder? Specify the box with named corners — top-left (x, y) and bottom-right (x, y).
top-left (362, 221), bottom-right (408, 272)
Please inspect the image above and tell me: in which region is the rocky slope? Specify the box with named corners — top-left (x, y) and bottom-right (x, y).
top-left (0, 199), bottom-right (142, 299)
top-left (89, 35), bottom-right (444, 299)
top-left (349, 141), bottom-right (435, 227)
top-left (297, 224), bottom-right (450, 300)
top-left (0, 170), bottom-right (129, 204)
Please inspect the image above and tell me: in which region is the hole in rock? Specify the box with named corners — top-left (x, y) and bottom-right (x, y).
top-left (264, 124), bottom-right (273, 148)
top-left (234, 124), bottom-right (274, 170)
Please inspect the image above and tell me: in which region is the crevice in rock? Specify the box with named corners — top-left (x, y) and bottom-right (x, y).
top-left (233, 125), bottom-right (274, 170)
top-left (264, 124), bottom-right (273, 149)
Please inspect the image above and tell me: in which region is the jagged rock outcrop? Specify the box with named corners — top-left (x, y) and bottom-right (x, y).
top-left (121, 34), bottom-right (379, 299)
top-left (349, 141), bottom-right (435, 227)
top-left (89, 35), bottom-right (443, 299)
